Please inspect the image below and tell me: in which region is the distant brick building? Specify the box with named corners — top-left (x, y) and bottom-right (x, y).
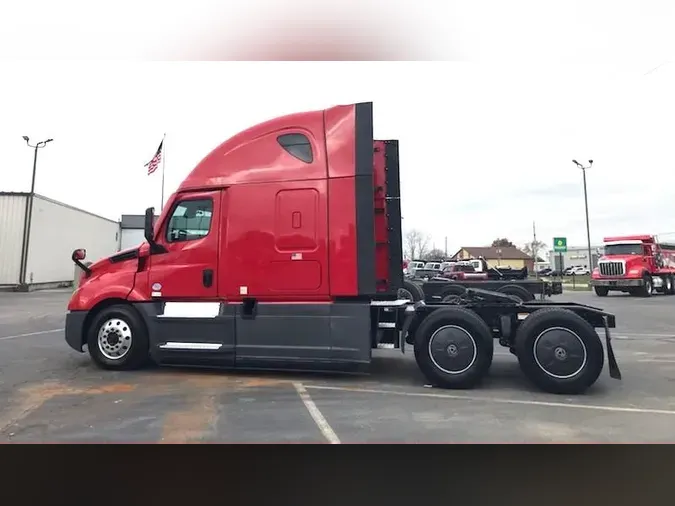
top-left (450, 246), bottom-right (535, 271)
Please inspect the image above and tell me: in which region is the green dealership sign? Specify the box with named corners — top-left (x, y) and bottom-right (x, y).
top-left (553, 237), bottom-right (567, 253)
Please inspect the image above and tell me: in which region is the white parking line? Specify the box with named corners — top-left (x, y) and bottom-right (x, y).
top-left (0, 328), bottom-right (64, 341)
top-left (614, 333), bottom-right (675, 340)
top-left (293, 382), bottom-right (341, 444)
top-left (305, 384), bottom-right (675, 416)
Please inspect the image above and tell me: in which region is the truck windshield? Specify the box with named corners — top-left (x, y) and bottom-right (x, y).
top-left (604, 244), bottom-right (642, 256)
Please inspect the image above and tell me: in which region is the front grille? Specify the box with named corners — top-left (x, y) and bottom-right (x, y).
top-left (599, 261), bottom-right (625, 276)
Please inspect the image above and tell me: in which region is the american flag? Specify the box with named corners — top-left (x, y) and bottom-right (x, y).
top-left (145, 139), bottom-right (163, 175)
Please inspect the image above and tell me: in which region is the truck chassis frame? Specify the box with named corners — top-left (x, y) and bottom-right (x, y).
top-left (66, 287), bottom-right (621, 396)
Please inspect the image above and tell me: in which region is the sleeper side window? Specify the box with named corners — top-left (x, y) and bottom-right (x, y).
top-left (277, 133), bottom-right (313, 164)
top-left (166, 198), bottom-right (213, 243)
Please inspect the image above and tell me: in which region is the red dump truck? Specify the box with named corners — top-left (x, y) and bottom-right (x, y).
top-left (65, 101), bottom-right (620, 394)
top-left (590, 235), bottom-right (675, 297)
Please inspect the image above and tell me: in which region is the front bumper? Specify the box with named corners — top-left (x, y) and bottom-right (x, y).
top-left (590, 278), bottom-right (643, 288)
top-left (65, 310), bottom-right (88, 352)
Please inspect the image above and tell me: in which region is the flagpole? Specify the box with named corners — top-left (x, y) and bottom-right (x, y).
top-left (160, 132), bottom-right (166, 211)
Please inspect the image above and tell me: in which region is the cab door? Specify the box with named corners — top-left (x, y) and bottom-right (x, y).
top-left (144, 190), bottom-right (235, 367)
top-left (148, 191), bottom-right (220, 299)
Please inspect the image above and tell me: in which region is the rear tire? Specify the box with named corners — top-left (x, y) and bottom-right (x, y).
top-left (497, 284), bottom-right (533, 302)
top-left (398, 280), bottom-right (425, 302)
top-left (662, 275), bottom-right (674, 295)
top-left (593, 286), bottom-right (609, 297)
top-left (514, 308), bottom-right (604, 395)
top-left (87, 304), bottom-right (149, 370)
top-left (440, 284), bottom-right (467, 303)
top-left (414, 307), bottom-right (494, 389)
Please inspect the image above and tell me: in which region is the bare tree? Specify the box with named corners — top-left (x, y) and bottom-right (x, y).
top-left (404, 229), bottom-right (431, 260)
top-left (491, 238), bottom-right (516, 248)
top-left (424, 248), bottom-right (447, 261)
top-left (522, 240), bottom-right (548, 262)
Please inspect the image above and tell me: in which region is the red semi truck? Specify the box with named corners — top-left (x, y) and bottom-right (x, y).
top-left (65, 101), bottom-right (621, 394)
top-left (590, 235), bottom-right (675, 297)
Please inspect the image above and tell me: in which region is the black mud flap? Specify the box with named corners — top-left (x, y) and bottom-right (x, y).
top-left (603, 316), bottom-right (622, 380)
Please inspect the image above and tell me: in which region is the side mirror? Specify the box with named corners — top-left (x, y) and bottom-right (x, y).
top-left (143, 207), bottom-right (168, 255)
top-left (71, 248), bottom-right (91, 276)
top-left (144, 207), bottom-right (155, 244)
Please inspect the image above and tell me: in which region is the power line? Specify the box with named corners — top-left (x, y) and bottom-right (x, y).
top-left (643, 61), bottom-right (671, 76)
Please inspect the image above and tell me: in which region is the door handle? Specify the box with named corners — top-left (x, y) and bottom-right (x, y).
top-left (203, 269), bottom-right (214, 288)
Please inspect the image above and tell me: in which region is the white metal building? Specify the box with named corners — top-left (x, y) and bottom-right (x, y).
top-left (119, 214), bottom-right (159, 251)
top-left (0, 192), bottom-right (121, 289)
top-left (548, 244), bottom-right (604, 272)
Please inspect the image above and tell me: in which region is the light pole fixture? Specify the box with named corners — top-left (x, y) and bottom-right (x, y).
top-left (573, 159), bottom-right (594, 271)
top-left (19, 136), bottom-right (53, 288)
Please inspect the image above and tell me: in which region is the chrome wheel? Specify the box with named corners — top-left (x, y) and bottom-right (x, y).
top-left (97, 318), bottom-right (132, 360)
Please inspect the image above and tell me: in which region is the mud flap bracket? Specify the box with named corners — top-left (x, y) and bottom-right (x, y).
top-left (399, 304), bottom-right (419, 354)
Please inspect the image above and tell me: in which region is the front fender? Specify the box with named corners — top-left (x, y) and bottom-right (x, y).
top-left (68, 270), bottom-right (136, 311)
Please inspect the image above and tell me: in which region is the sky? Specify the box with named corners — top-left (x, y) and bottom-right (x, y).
top-left (0, 0), bottom-right (674, 256)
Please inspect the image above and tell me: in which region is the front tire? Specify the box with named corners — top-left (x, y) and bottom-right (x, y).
top-left (594, 286), bottom-right (609, 297)
top-left (87, 304), bottom-right (149, 370)
top-left (639, 274), bottom-right (653, 297)
top-left (414, 307), bottom-right (494, 389)
top-left (514, 308), bottom-right (604, 395)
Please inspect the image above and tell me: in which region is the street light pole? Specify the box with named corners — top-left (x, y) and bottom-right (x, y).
top-left (573, 159), bottom-right (594, 271)
top-left (19, 136), bottom-right (53, 288)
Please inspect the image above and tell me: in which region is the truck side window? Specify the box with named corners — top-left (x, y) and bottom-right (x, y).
top-left (277, 133), bottom-right (313, 163)
top-left (166, 199), bottom-right (213, 243)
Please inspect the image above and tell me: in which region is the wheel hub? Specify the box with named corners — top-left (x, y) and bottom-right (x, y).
top-left (446, 344), bottom-right (459, 357)
top-left (428, 325), bottom-right (477, 375)
top-left (107, 332), bottom-right (120, 346)
top-left (98, 318), bottom-right (132, 360)
top-left (554, 346), bottom-right (568, 360)
top-left (533, 327), bottom-right (587, 379)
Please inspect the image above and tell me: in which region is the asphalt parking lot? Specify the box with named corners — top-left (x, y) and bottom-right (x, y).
top-left (1, 289), bottom-right (675, 443)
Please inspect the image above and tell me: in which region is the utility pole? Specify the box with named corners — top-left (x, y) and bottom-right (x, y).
top-left (532, 221), bottom-right (538, 277)
top-left (573, 159), bottom-right (594, 270)
top-left (444, 236), bottom-right (448, 258)
top-left (19, 136), bottom-right (53, 288)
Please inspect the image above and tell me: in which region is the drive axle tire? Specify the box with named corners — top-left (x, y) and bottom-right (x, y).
top-left (440, 284), bottom-right (467, 303)
top-left (497, 284), bottom-right (533, 302)
top-left (594, 286), bottom-right (609, 297)
top-left (514, 308), bottom-right (604, 395)
top-left (414, 307), bottom-right (494, 389)
top-left (87, 304), bottom-right (150, 371)
top-left (398, 280), bottom-right (425, 302)
top-left (662, 276), bottom-right (674, 295)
